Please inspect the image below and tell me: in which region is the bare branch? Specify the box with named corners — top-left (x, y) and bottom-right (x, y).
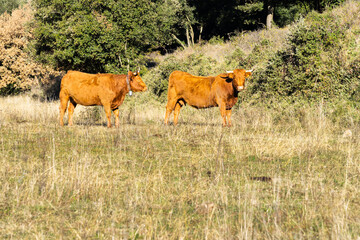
top-left (172, 34), bottom-right (186, 49)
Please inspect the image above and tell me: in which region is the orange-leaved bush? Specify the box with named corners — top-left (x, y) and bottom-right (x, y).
top-left (0, 4), bottom-right (58, 95)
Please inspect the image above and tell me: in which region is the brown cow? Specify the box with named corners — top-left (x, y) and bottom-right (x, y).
top-left (164, 69), bottom-right (252, 127)
top-left (59, 70), bottom-right (147, 128)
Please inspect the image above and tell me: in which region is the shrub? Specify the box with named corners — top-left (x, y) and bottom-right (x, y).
top-left (208, 36), bottom-right (225, 45)
top-left (227, 38), bottom-right (274, 70)
top-left (0, 0), bottom-right (21, 15)
top-left (247, 2), bottom-right (360, 102)
top-left (0, 4), bottom-right (59, 96)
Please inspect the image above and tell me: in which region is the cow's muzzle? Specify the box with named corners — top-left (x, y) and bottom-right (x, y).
top-left (237, 86), bottom-right (245, 91)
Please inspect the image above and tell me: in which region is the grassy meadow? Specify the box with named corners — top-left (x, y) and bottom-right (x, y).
top-left (0, 95), bottom-right (359, 239)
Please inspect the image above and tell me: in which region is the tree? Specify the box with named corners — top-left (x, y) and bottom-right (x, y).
top-left (262, 0), bottom-right (345, 30)
top-left (32, 0), bottom-right (194, 73)
top-left (264, 0), bottom-right (274, 29)
top-left (187, 0), bottom-right (346, 38)
top-left (31, 0), bottom-right (347, 75)
top-left (187, 0), bottom-right (264, 40)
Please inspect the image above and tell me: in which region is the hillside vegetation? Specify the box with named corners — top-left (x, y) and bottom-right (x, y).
top-left (145, 0), bottom-right (360, 104)
top-left (250, 2), bottom-right (360, 102)
top-left (1, 0), bottom-right (359, 101)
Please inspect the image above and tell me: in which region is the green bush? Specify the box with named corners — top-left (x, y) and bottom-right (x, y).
top-left (0, 0), bottom-right (21, 15)
top-left (208, 36), bottom-right (225, 45)
top-left (225, 48), bottom-right (247, 70)
top-left (247, 8), bottom-right (360, 102)
top-left (275, 5), bottom-right (305, 28)
top-left (0, 83), bottom-right (21, 96)
top-left (31, 0), bottom-right (195, 74)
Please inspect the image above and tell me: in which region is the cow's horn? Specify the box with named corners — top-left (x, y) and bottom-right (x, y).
top-left (246, 69), bottom-right (253, 73)
top-left (226, 71), bottom-right (233, 73)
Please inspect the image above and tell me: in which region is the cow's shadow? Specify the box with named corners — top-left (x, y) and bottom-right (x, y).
top-left (166, 122), bottom-right (220, 127)
top-left (32, 73), bottom-right (65, 101)
top-left (71, 121), bottom-right (146, 127)
top-left (75, 122), bottom-right (107, 127)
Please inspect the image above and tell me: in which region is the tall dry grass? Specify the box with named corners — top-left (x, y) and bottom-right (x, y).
top-left (0, 95), bottom-right (359, 239)
top-left (162, 27), bottom-right (289, 71)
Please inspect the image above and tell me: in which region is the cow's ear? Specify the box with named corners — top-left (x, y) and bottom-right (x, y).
top-left (228, 73), bottom-right (235, 79)
top-left (128, 71), bottom-right (134, 80)
top-left (245, 72), bottom-right (252, 78)
top-left (220, 73), bottom-right (234, 83)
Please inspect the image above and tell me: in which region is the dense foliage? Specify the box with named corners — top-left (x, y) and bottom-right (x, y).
top-left (186, 0), bottom-right (345, 39)
top-left (248, 3), bottom-right (360, 102)
top-left (0, 0), bottom-right (23, 15)
top-left (31, 0), bottom-right (345, 74)
top-left (32, 0), bottom-right (194, 73)
top-left (0, 0), bottom-right (355, 99)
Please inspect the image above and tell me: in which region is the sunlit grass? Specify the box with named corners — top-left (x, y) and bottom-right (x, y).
top-left (0, 95), bottom-right (359, 239)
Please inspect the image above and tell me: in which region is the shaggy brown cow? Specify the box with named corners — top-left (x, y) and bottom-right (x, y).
top-left (59, 70), bottom-right (147, 128)
top-left (164, 69), bottom-right (252, 127)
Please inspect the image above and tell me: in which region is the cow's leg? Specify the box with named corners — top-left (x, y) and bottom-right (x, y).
top-left (165, 99), bottom-right (177, 125)
top-left (103, 103), bottom-right (112, 128)
top-left (68, 98), bottom-right (77, 126)
top-left (59, 90), bottom-right (69, 126)
top-left (219, 102), bottom-right (227, 127)
top-left (226, 109), bottom-right (232, 127)
top-left (164, 109), bottom-right (172, 125)
top-left (113, 108), bottom-right (120, 128)
top-left (173, 101), bottom-right (183, 126)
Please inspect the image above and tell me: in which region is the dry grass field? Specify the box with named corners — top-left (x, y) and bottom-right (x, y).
top-left (0, 95), bottom-right (359, 239)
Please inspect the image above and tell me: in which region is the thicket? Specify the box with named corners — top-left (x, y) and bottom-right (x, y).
top-left (248, 2), bottom-right (360, 102)
top-left (183, 0), bottom-right (345, 39)
top-left (0, 0), bottom-right (23, 15)
top-left (32, 0), bottom-right (195, 73)
top-left (31, 0), bottom-right (344, 74)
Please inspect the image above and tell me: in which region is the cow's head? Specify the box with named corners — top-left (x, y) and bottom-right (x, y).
top-left (128, 71), bottom-right (147, 92)
top-left (220, 69), bottom-right (252, 91)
